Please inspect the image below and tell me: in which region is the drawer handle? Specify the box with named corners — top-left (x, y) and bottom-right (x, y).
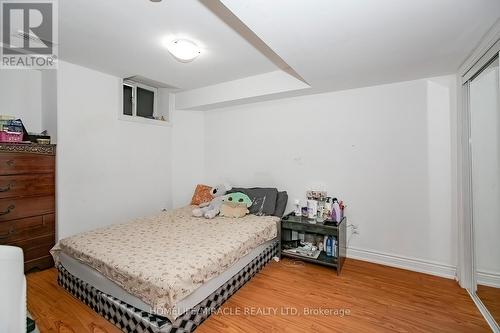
top-left (0, 183), bottom-right (12, 192)
top-left (0, 226), bottom-right (13, 239)
top-left (0, 204), bottom-right (15, 216)
top-left (6, 160), bottom-right (15, 167)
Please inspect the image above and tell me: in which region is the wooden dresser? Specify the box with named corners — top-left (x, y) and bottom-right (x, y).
top-left (0, 143), bottom-right (56, 272)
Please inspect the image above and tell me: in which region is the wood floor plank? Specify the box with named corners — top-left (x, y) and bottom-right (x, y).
top-left (27, 258), bottom-right (490, 333)
top-left (27, 269), bottom-right (121, 333)
top-left (477, 284), bottom-right (500, 326)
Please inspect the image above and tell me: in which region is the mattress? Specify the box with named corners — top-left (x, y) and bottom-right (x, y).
top-left (51, 206), bottom-right (279, 321)
top-left (59, 239), bottom-right (276, 321)
top-left (57, 240), bottom-right (280, 333)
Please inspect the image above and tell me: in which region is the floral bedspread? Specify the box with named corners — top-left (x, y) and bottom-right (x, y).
top-left (51, 206), bottom-right (278, 319)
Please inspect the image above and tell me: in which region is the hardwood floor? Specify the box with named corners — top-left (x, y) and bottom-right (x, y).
top-left (27, 258), bottom-right (490, 333)
top-left (27, 268), bottom-right (120, 333)
top-left (477, 284), bottom-right (500, 326)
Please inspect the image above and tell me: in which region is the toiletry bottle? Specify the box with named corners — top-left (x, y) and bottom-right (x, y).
top-left (294, 199), bottom-right (302, 216)
top-left (332, 198), bottom-right (341, 222)
top-left (307, 198), bottom-right (318, 219)
top-left (326, 236), bottom-right (333, 257)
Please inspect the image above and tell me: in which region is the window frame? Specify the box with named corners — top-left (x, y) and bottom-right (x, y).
top-left (122, 79), bottom-right (158, 119)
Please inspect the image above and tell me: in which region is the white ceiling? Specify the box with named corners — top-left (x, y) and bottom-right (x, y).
top-left (221, 0), bottom-right (500, 92)
top-left (60, 0), bottom-right (500, 98)
top-left (59, 0), bottom-right (277, 90)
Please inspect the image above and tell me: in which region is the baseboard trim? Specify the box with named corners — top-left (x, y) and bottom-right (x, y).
top-left (347, 247), bottom-right (456, 279)
top-left (477, 270), bottom-right (500, 288)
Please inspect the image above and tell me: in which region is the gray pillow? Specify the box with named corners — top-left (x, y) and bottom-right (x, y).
top-left (273, 191), bottom-right (288, 217)
top-left (229, 187), bottom-right (278, 216)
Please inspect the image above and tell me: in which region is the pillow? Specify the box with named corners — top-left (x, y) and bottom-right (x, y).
top-left (229, 187), bottom-right (278, 216)
top-left (273, 191), bottom-right (288, 217)
top-left (190, 184), bottom-right (213, 205)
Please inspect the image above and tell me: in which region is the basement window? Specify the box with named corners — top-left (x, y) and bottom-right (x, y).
top-left (122, 80), bottom-right (157, 119)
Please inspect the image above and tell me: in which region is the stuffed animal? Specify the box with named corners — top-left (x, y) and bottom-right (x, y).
top-left (220, 192), bottom-right (252, 218)
top-left (192, 184), bottom-right (231, 219)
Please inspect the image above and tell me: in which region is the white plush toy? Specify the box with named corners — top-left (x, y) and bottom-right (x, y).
top-left (192, 184), bottom-right (232, 219)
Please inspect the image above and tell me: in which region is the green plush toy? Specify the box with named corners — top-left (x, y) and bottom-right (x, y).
top-left (220, 192), bottom-right (252, 218)
top-left (224, 192), bottom-right (252, 207)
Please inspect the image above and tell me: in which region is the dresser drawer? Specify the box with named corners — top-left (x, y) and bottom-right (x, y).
top-left (10, 233), bottom-right (55, 262)
top-left (0, 196), bottom-right (54, 222)
top-left (0, 214), bottom-right (55, 244)
top-left (0, 153), bottom-right (55, 175)
top-left (0, 174), bottom-right (55, 199)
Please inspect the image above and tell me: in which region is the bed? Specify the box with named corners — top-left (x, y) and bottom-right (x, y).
top-left (51, 205), bottom-right (281, 333)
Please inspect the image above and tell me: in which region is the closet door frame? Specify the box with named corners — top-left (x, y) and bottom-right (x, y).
top-left (457, 20), bottom-right (500, 333)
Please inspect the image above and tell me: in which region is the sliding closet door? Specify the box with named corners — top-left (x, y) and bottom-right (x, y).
top-left (470, 53), bottom-right (500, 327)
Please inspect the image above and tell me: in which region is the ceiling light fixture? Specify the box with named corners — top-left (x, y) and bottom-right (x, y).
top-left (166, 39), bottom-right (201, 63)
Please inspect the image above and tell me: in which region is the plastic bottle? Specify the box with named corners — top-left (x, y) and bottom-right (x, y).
top-left (326, 236), bottom-right (333, 257)
top-left (332, 198), bottom-right (341, 222)
top-left (307, 199), bottom-right (318, 219)
top-left (294, 199), bottom-right (302, 216)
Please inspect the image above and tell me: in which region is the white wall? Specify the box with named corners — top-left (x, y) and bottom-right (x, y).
top-left (50, 61), bottom-right (459, 279)
top-left (202, 76), bottom-right (458, 276)
top-left (56, 61), bottom-right (173, 239)
top-left (470, 63), bottom-right (500, 286)
top-left (170, 106), bottom-right (205, 207)
top-left (0, 70), bottom-right (42, 133)
top-left (41, 70), bottom-right (58, 142)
